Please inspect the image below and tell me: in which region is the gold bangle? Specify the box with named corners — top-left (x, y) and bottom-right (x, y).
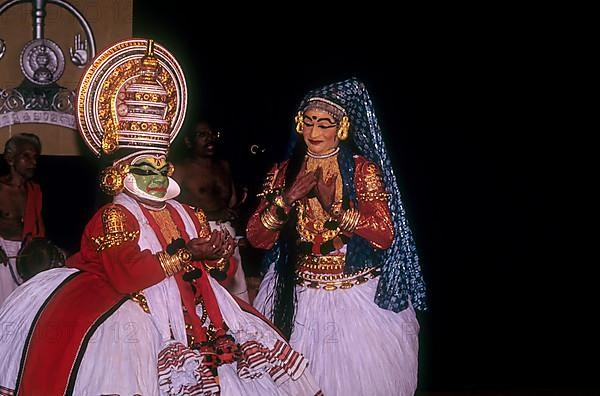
top-left (348, 209), bottom-right (360, 232)
top-left (157, 251), bottom-right (176, 276)
top-left (259, 210), bottom-right (272, 229)
top-left (338, 209), bottom-right (350, 230)
top-left (167, 252), bottom-right (181, 276)
top-left (339, 208), bottom-right (360, 233)
top-left (157, 248), bottom-right (193, 277)
top-left (260, 207), bottom-right (285, 231)
top-left (261, 212), bottom-right (280, 230)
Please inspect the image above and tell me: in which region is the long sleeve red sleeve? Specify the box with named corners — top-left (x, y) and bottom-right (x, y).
top-left (246, 162), bottom-right (288, 249)
top-left (351, 158), bottom-right (394, 250)
top-left (69, 204), bottom-right (166, 294)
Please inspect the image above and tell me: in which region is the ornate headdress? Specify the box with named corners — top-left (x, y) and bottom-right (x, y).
top-left (76, 39), bottom-right (187, 198)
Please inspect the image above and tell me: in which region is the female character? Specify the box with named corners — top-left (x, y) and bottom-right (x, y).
top-left (248, 77), bottom-right (427, 395)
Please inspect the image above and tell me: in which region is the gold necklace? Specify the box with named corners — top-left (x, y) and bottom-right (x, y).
top-left (296, 154), bottom-right (343, 244)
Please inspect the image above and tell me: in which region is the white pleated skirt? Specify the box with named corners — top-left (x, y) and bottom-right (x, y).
top-left (254, 266), bottom-right (420, 396)
top-left (0, 268), bottom-right (320, 395)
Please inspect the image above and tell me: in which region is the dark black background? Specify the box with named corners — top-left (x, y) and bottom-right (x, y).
top-left (20, 3), bottom-right (592, 393)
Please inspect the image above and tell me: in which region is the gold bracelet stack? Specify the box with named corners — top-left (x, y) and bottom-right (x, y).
top-left (157, 248), bottom-right (193, 277)
top-left (260, 206), bottom-right (286, 230)
top-left (339, 208), bottom-right (360, 233)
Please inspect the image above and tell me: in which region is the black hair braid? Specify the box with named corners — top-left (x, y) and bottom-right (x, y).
top-left (269, 142), bottom-right (307, 339)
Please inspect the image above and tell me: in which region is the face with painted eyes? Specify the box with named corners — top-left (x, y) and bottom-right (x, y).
top-left (301, 108), bottom-right (340, 155)
top-left (129, 156), bottom-right (170, 198)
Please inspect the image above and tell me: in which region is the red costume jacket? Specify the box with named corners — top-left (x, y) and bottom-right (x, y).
top-left (247, 155), bottom-right (394, 252)
top-left (14, 200), bottom-right (256, 395)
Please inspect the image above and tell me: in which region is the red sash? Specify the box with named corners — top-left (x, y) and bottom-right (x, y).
top-left (15, 272), bottom-right (126, 395)
top-left (22, 181), bottom-right (45, 239)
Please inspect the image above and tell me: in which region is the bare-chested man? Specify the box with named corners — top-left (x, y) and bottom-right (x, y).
top-left (173, 120), bottom-right (249, 302)
top-left (0, 133), bottom-right (45, 304)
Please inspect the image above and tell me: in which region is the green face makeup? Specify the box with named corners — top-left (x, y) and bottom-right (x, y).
top-left (129, 158), bottom-right (169, 198)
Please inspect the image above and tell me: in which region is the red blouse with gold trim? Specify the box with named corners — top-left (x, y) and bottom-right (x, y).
top-left (247, 155), bottom-right (393, 259)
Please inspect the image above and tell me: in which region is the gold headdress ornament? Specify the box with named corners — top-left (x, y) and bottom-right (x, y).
top-left (76, 39), bottom-right (187, 195)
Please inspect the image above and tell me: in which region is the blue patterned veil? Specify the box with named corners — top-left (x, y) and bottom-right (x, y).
top-left (295, 77), bottom-right (427, 312)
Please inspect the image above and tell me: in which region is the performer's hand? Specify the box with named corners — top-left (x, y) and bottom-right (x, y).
top-left (188, 230), bottom-right (227, 260)
top-left (314, 167), bottom-right (337, 212)
top-left (187, 237), bottom-right (210, 260)
top-left (283, 163), bottom-right (317, 206)
top-left (216, 231), bottom-right (236, 259)
top-left (0, 246), bottom-right (8, 266)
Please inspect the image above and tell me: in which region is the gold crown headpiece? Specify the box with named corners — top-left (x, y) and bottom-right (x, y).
top-left (76, 39), bottom-right (187, 157)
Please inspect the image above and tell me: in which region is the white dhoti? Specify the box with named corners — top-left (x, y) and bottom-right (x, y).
top-left (0, 238), bottom-right (22, 306)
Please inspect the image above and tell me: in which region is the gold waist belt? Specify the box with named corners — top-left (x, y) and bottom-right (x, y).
top-left (297, 255), bottom-right (346, 273)
top-left (296, 266), bottom-right (381, 291)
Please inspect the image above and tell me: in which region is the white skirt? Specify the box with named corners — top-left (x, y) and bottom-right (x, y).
top-left (0, 268), bottom-right (321, 396)
top-left (254, 266), bottom-right (420, 396)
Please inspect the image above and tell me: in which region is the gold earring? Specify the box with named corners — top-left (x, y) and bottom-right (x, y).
top-left (99, 163), bottom-right (130, 196)
top-left (295, 111), bottom-right (304, 134)
top-left (337, 115), bottom-right (349, 140)
top-left (167, 162), bottom-right (175, 177)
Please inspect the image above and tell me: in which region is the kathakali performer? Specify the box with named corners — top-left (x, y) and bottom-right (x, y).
top-left (248, 78), bottom-right (427, 396)
top-left (0, 39), bottom-right (321, 396)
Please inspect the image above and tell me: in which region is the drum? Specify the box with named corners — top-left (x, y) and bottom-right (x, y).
top-left (16, 237), bottom-right (65, 282)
